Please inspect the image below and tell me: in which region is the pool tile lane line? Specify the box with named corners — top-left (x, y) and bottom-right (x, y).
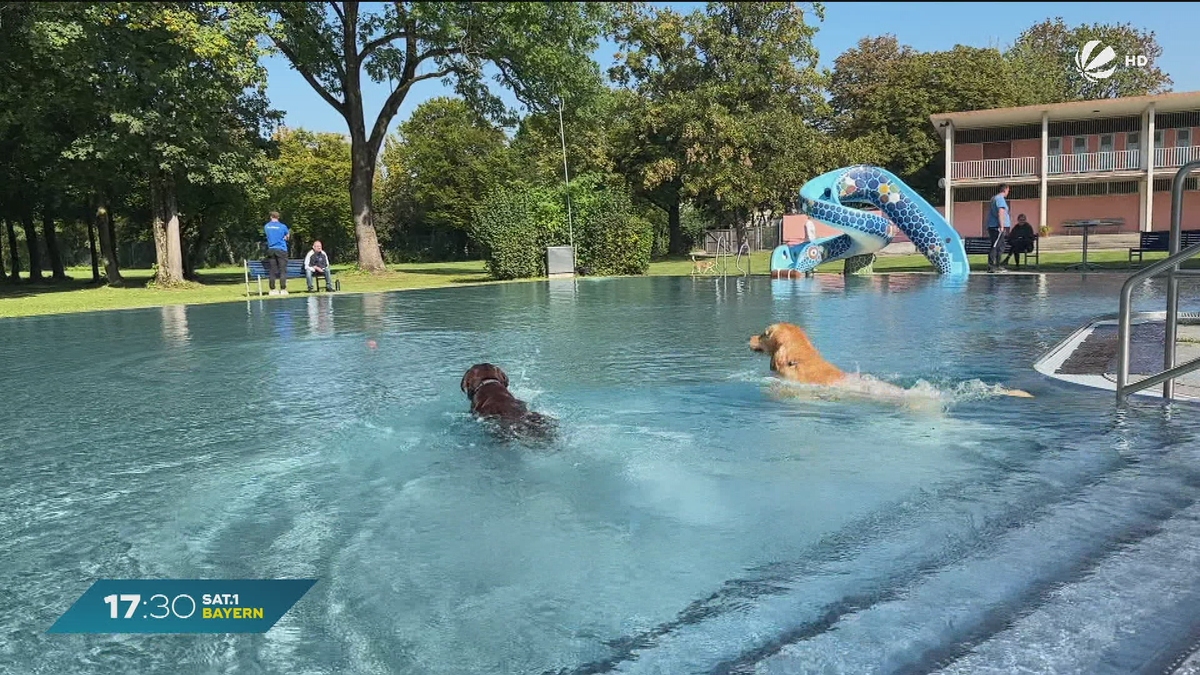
top-left (550, 433), bottom-right (1146, 675)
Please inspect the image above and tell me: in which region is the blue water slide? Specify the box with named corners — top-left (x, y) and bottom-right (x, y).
top-left (770, 165), bottom-right (969, 277)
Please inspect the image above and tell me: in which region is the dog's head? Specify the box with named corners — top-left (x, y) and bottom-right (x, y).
top-left (461, 363), bottom-right (509, 400)
top-left (749, 323), bottom-right (838, 383)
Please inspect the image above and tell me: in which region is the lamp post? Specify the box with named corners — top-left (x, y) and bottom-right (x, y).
top-left (556, 97), bottom-right (575, 269)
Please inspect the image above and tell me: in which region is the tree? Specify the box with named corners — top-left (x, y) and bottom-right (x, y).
top-left (828, 35), bottom-right (914, 137)
top-left (610, 2), bottom-right (834, 249)
top-left (263, 127), bottom-right (355, 259)
top-left (377, 97), bottom-right (516, 260)
top-left (258, 1), bottom-right (608, 272)
top-left (1006, 18), bottom-right (1171, 104)
top-left (827, 38), bottom-right (1018, 201)
top-left (36, 2), bottom-right (276, 286)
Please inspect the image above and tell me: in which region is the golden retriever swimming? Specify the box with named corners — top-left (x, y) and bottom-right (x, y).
top-left (749, 322), bottom-right (1034, 401)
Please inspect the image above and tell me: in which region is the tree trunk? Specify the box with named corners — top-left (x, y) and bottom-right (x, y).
top-left (185, 214), bottom-right (215, 280)
top-left (222, 230), bottom-right (236, 265)
top-left (349, 135), bottom-right (387, 272)
top-left (41, 205), bottom-right (67, 280)
top-left (150, 174), bottom-right (185, 286)
top-left (668, 196), bottom-right (686, 256)
top-left (21, 208), bottom-right (42, 282)
top-left (95, 202), bottom-right (122, 284)
top-left (87, 211), bottom-right (100, 282)
top-left (0, 219), bottom-right (6, 281)
top-left (4, 218), bottom-right (20, 281)
top-left (106, 205), bottom-right (119, 270)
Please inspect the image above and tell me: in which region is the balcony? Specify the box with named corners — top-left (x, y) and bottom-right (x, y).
top-left (1155, 145), bottom-right (1200, 168)
top-left (1047, 149), bottom-right (1142, 174)
top-left (950, 156), bottom-right (1039, 181)
top-left (950, 147), bottom-right (1200, 181)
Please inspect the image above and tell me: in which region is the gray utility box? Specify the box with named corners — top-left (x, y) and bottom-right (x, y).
top-left (547, 245), bottom-right (575, 277)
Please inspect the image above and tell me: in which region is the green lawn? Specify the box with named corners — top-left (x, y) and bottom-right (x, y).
top-left (649, 248), bottom-right (1187, 275)
top-left (0, 261), bottom-right (496, 319)
top-left (0, 248), bottom-right (1187, 319)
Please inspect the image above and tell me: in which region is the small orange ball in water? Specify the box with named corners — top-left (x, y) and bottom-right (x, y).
top-left (367, 340), bottom-right (378, 349)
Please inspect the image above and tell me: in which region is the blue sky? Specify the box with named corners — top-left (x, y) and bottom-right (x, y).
top-left (263, 2), bottom-right (1200, 137)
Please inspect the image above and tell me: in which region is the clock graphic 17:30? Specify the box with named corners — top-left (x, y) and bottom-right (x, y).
top-left (103, 593), bottom-right (197, 620)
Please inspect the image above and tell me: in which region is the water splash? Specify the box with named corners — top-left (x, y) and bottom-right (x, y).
top-left (762, 374), bottom-right (1023, 413)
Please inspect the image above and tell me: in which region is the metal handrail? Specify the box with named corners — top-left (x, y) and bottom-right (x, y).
top-left (1116, 159), bottom-right (1200, 402)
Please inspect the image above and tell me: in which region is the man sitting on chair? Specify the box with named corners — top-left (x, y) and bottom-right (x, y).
top-left (304, 240), bottom-right (333, 292)
top-left (1003, 214), bottom-right (1036, 269)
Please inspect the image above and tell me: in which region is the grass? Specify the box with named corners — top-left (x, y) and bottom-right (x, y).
top-left (650, 248), bottom-right (1190, 275)
top-left (0, 261), bottom-right (495, 319)
top-left (0, 248), bottom-right (1190, 319)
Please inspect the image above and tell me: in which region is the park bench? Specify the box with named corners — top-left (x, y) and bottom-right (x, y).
top-left (963, 234), bottom-right (1040, 268)
top-left (1129, 229), bottom-right (1200, 264)
top-left (243, 258), bottom-right (340, 296)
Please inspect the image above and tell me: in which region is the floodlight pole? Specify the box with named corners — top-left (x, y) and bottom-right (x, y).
top-left (557, 97), bottom-right (575, 268)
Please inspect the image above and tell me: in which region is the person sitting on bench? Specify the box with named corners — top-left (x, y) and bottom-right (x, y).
top-left (1003, 214), bottom-right (1035, 269)
top-left (304, 240), bottom-right (333, 292)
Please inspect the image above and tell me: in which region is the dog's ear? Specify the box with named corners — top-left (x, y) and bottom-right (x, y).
top-left (460, 369), bottom-right (472, 394)
top-left (497, 367), bottom-right (509, 388)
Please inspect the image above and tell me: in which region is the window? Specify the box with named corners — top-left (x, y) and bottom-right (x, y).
top-left (1177, 128), bottom-right (1192, 147)
top-left (1048, 137), bottom-right (1062, 155)
top-left (1073, 136), bottom-right (1089, 154)
top-left (1127, 131), bottom-right (1140, 154)
top-left (1155, 129), bottom-right (1164, 148)
top-left (1100, 134), bottom-right (1114, 152)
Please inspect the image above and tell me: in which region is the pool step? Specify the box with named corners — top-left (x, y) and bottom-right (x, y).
top-left (1034, 312), bottom-right (1200, 402)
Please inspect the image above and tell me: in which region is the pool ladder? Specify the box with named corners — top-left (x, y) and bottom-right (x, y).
top-left (1116, 160), bottom-right (1200, 403)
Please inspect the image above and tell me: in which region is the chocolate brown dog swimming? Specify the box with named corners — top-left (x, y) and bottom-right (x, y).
top-left (460, 363), bottom-right (555, 437)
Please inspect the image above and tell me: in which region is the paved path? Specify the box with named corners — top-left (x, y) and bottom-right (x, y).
top-left (880, 233), bottom-right (1141, 257)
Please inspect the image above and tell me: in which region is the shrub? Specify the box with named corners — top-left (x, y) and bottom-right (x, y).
top-left (471, 187), bottom-right (550, 279)
top-left (471, 178), bottom-right (653, 279)
top-left (576, 189), bottom-right (653, 276)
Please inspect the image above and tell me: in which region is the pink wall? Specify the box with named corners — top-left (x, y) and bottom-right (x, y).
top-left (1046, 194), bottom-right (1141, 233)
top-left (1151, 191), bottom-right (1200, 231)
top-left (955, 144), bottom-right (983, 161)
top-left (1012, 139), bottom-right (1040, 158)
top-left (949, 198), bottom-right (1039, 237)
top-left (783, 211), bottom-right (916, 245)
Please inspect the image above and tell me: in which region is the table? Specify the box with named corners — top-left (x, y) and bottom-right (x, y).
top-left (1062, 220), bottom-right (1102, 271)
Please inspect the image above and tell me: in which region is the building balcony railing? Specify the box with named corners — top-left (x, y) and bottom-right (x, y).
top-left (950, 146), bottom-right (1200, 181)
top-left (950, 156), bottom-right (1039, 180)
top-left (1155, 145), bottom-right (1200, 168)
top-left (1047, 149), bottom-right (1142, 174)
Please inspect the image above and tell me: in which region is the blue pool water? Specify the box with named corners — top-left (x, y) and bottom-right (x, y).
top-left (3, 274), bottom-right (1200, 674)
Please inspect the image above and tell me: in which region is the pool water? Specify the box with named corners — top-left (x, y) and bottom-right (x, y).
top-left (3, 274), bottom-right (1200, 675)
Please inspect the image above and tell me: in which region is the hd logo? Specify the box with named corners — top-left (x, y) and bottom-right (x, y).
top-left (1075, 40), bottom-right (1147, 83)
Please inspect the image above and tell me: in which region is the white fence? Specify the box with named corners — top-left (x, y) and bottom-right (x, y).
top-left (950, 156), bottom-right (1039, 180)
top-left (951, 146), bottom-right (1200, 180)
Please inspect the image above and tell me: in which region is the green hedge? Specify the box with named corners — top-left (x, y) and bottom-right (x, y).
top-left (576, 190), bottom-right (652, 276)
top-left (470, 178), bottom-right (651, 279)
top-left (470, 188), bottom-right (549, 280)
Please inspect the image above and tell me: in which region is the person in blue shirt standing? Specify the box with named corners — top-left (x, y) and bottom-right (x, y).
top-left (263, 211), bottom-right (291, 295)
top-left (985, 184), bottom-right (1011, 273)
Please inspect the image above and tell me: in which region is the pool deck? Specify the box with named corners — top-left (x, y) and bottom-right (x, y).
top-left (879, 232), bottom-right (1140, 257)
top-left (1035, 315), bottom-right (1200, 402)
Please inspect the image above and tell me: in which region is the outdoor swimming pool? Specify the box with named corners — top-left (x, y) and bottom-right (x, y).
top-left (3, 274), bottom-right (1200, 674)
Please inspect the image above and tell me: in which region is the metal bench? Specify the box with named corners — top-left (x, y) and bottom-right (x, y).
top-left (1129, 229), bottom-right (1200, 264)
top-left (962, 234), bottom-right (1039, 268)
top-left (243, 258), bottom-right (339, 296)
